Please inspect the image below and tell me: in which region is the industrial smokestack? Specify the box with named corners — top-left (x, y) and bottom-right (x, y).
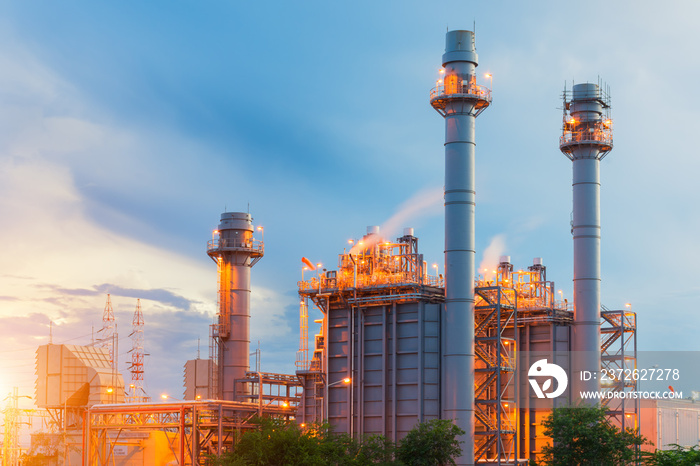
top-left (207, 212), bottom-right (264, 401)
top-left (560, 82), bottom-right (613, 400)
top-left (430, 29), bottom-right (491, 465)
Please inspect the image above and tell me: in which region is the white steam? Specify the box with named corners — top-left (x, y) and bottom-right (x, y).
top-left (349, 186), bottom-right (443, 255)
top-left (478, 234), bottom-right (507, 280)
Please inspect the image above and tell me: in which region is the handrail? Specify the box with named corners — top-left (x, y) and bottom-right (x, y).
top-left (207, 238), bottom-right (264, 253)
top-left (560, 128), bottom-right (613, 146)
top-left (430, 83), bottom-right (492, 102)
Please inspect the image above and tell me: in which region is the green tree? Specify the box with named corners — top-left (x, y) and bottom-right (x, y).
top-left (395, 419), bottom-right (465, 466)
top-left (539, 404), bottom-right (646, 466)
top-left (641, 444), bottom-right (700, 466)
top-left (208, 417), bottom-right (393, 466)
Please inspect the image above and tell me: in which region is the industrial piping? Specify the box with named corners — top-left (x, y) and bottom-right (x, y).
top-left (560, 83), bottom-right (613, 400)
top-left (207, 212), bottom-right (264, 401)
top-left (430, 30), bottom-right (491, 465)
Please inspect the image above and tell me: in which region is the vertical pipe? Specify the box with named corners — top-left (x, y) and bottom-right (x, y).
top-left (348, 306), bottom-right (353, 435)
top-left (179, 406), bottom-right (185, 466)
top-left (392, 302), bottom-right (397, 442)
top-left (431, 30), bottom-right (491, 466)
top-left (382, 307), bottom-right (387, 436)
top-left (418, 302), bottom-right (424, 422)
top-left (573, 156), bottom-right (601, 398)
top-left (359, 308), bottom-right (364, 437)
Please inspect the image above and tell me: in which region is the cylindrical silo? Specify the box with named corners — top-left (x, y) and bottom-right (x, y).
top-left (207, 212), bottom-right (264, 401)
top-left (430, 30), bottom-right (491, 465)
top-left (560, 82), bottom-right (613, 400)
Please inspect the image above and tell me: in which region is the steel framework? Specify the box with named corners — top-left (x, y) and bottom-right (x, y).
top-left (474, 286), bottom-right (517, 465)
top-left (600, 307), bottom-right (638, 431)
top-left (98, 294), bottom-right (116, 370)
top-left (85, 398), bottom-right (297, 465)
top-left (128, 299), bottom-right (150, 403)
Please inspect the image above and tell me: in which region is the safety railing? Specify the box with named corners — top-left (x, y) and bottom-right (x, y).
top-left (297, 272), bottom-right (443, 292)
top-left (207, 238), bottom-right (264, 254)
top-left (560, 127), bottom-right (613, 146)
top-left (430, 82), bottom-right (492, 102)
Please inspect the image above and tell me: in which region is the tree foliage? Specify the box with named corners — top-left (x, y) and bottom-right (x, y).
top-left (539, 404), bottom-right (646, 466)
top-left (208, 417), bottom-right (464, 466)
top-left (207, 417), bottom-right (394, 466)
top-left (641, 444), bottom-right (700, 466)
top-left (395, 419), bottom-right (464, 466)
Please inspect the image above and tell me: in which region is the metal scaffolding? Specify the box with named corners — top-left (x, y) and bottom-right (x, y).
top-left (600, 307), bottom-right (638, 431)
top-left (127, 299), bottom-right (149, 403)
top-left (85, 399), bottom-right (296, 466)
top-left (474, 285), bottom-right (517, 465)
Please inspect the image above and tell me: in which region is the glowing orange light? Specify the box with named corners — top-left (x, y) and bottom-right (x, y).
top-left (485, 73), bottom-right (492, 78)
top-left (316, 263), bottom-right (322, 268)
top-left (626, 414), bottom-right (631, 418)
top-left (213, 230), bottom-right (219, 234)
top-left (625, 303), bottom-right (631, 308)
top-left (282, 401), bottom-right (289, 408)
top-left (343, 377), bottom-right (351, 384)
top-left (439, 69), bottom-right (445, 74)
top-left (569, 118), bottom-right (576, 124)
top-left (196, 395), bottom-right (201, 400)
top-left (300, 423), bottom-right (306, 427)
top-left (161, 394), bottom-right (168, 400)
top-left (106, 387), bottom-right (114, 394)
top-left (348, 239), bottom-right (354, 244)
top-left (504, 403), bottom-right (508, 407)
top-left (129, 384), bottom-right (135, 388)
top-left (257, 226), bottom-right (263, 230)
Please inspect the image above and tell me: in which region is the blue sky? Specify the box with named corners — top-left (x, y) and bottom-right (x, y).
top-left (1, 1), bottom-right (700, 406)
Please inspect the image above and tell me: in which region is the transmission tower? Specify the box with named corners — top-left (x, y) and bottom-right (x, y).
top-left (128, 299), bottom-right (149, 402)
top-left (98, 294), bottom-right (116, 369)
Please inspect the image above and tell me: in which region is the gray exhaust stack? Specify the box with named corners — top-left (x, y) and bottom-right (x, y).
top-left (207, 212), bottom-right (264, 400)
top-left (560, 82), bottom-right (613, 400)
top-left (430, 30), bottom-right (492, 465)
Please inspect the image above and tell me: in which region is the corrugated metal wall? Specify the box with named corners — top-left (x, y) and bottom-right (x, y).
top-left (327, 300), bottom-right (443, 441)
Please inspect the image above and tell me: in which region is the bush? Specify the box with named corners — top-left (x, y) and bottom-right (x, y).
top-left (395, 419), bottom-right (464, 466)
top-left (208, 418), bottom-right (393, 466)
top-left (539, 404), bottom-right (646, 466)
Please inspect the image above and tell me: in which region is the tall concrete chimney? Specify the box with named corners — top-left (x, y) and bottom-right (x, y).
top-left (430, 30), bottom-right (492, 465)
top-left (207, 212), bottom-right (264, 400)
top-left (560, 82), bottom-right (613, 400)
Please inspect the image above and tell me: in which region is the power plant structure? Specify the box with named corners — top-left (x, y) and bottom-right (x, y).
top-left (18, 27), bottom-right (700, 466)
top-left (293, 31), bottom-right (636, 466)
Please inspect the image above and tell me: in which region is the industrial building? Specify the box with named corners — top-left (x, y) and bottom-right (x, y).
top-left (10, 28), bottom-right (699, 466)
